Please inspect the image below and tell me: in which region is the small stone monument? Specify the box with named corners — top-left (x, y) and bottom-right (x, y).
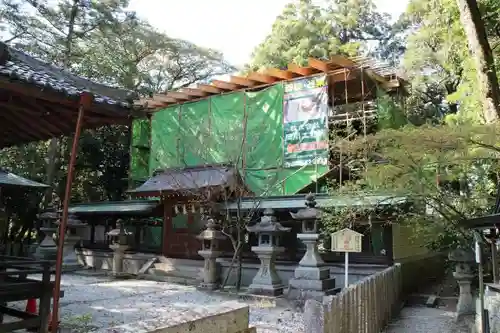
top-left (34, 209), bottom-right (59, 261)
top-left (288, 193), bottom-right (338, 300)
top-left (246, 208), bottom-right (290, 296)
top-left (449, 248), bottom-right (475, 317)
top-left (106, 219), bottom-right (132, 277)
top-left (55, 214), bottom-right (87, 268)
top-left (197, 216), bottom-right (226, 290)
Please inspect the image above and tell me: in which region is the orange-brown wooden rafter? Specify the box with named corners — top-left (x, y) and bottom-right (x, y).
top-left (138, 56), bottom-right (397, 111)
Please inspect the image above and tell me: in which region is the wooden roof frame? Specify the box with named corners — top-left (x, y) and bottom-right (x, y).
top-left (136, 55), bottom-right (403, 112)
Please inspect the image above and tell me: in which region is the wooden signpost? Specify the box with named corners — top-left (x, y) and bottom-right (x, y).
top-left (331, 228), bottom-right (363, 288)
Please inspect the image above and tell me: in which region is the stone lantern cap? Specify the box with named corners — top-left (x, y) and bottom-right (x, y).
top-left (197, 217), bottom-right (226, 240)
top-left (247, 208), bottom-right (291, 234)
top-left (290, 193), bottom-right (322, 220)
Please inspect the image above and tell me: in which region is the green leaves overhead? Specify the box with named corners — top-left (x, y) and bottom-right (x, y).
top-left (247, 0), bottom-right (393, 71)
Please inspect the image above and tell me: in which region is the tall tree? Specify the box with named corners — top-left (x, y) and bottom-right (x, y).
top-left (0, 0), bottom-right (233, 212)
top-left (456, 0), bottom-right (500, 123)
top-left (0, 0), bottom-right (132, 207)
top-left (401, 0), bottom-right (468, 123)
top-left (79, 16), bottom-right (232, 94)
top-left (247, 0), bottom-right (392, 71)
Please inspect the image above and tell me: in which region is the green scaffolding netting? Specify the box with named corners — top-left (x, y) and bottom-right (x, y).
top-left (209, 92), bottom-right (246, 166)
top-left (130, 119), bottom-right (151, 181)
top-left (132, 79), bottom-right (330, 195)
top-left (149, 107), bottom-right (181, 175)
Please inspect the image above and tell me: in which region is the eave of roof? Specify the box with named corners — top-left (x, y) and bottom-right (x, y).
top-left (222, 193), bottom-right (407, 211)
top-left (68, 200), bottom-right (160, 216)
top-left (0, 169), bottom-right (48, 188)
top-left (459, 213), bottom-right (500, 230)
top-left (0, 42), bottom-right (137, 109)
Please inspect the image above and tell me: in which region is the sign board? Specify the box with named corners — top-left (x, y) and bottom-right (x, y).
top-left (331, 228), bottom-right (363, 253)
top-left (283, 75), bottom-right (329, 168)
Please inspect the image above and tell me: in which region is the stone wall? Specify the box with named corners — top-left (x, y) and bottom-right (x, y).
top-left (218, 258), bottom-right (387, 289)
top-left (93, 304), bottom-right (255, 333)
top-left (76, 248), bottom-right (387, 288)
top-left (76, 248), bottom-right (156, 274)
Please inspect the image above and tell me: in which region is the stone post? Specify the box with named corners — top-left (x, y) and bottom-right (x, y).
top-left (107, 220), bottom-right (132, 277)
top-left (449, 249), bottom-right (475, 317)
top-left (56, 214), bottom-right (87, 268)
top-left (197, 217), bottom-right (226, 290)
top-left (288, 194), bottom-right (338, 300)
top-left (247, 208), bottom-right (290, 296)
top-left (34, 210), bottom-right (59, 261)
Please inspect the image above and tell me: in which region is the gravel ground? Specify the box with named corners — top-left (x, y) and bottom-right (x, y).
top-left (5, 273), bottom-right (304, 333)
top-left (384, 307), bottom-right (472, 333)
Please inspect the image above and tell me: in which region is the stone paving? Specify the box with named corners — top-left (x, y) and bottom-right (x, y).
top-left (5, 273), bottom-right (304, 333)
top-left (384, 306), bottom-right (473, 333)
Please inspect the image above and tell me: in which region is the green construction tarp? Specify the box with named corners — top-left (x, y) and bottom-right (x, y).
top-left (209, 92), bottom-right (245, 165)
top-left (149, 107), bottom-right (181, 175)
top-left (130, 119), bottom-right (151, 181)
top-left (132, 77), bottom-right (330, 195)
top-left (245, 84), bottom-right (284, 169)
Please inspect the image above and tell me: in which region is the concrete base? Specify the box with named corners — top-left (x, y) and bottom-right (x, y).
top-left (75, 248), bottom-right (387, 288)
top-left (288, 265), bottom-right (338, 300)
top-left (248, 283), bottom-right (284, 296)
top-left (288, 278), bottom-right (338, 300)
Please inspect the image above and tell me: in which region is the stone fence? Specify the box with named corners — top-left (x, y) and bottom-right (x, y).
top-left (304, 264), bottom-right (402, 333)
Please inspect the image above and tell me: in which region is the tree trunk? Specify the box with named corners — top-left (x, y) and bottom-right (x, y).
top-left (42, 0), bottom-right (80, 208)
top-left (456, 0), bottom-right (500, 123)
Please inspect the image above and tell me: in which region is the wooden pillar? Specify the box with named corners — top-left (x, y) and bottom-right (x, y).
top-left (162, 197), bottom-right (173, 257)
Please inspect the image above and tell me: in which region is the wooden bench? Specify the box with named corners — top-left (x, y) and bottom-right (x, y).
top-left (0, 255), bottom-right (54, 333)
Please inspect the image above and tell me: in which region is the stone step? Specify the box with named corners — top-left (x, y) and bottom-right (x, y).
top-left (142, 269), bottom-right (199, 286)
top-left (153, 262), bottom-right (204, 280)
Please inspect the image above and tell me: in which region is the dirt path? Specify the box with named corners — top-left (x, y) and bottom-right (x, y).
top-left (384, 307), bottom-right (473, 333)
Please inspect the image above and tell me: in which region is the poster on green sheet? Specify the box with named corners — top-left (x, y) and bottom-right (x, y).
top-left (283, 75), bottom-right (329, 168)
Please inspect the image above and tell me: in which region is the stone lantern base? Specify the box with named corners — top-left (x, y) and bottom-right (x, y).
top-left (288, 234), bottom-right (338, 300)
top-left (34, 227), bottom-right (58, 261)
top-left (198, 249), bottom-right (222, 290)
top-left (109, 244), bottom-right (130, 278)
top-left (288, 268), bottom-right (338, 300)
top-left (248, 246), bottom-right (285, 296)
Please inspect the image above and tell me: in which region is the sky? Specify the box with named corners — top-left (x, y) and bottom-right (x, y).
top-left (128, 0), bottom-right (410, 68)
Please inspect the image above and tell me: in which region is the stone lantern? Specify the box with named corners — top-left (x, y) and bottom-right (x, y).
top-left (55, 214), bottom-right (87, 268)
top-left (288, 193), bottom-right (337, 300)
top-left (197, 217), bottom-right (226, 290)
top-left (34, 209), bottom-right (59, 261)
top-left (449, 248), bottom-right (475, 317)
top-left (106, 219), bottom-right (133, 277)
top-left (246, 208), bottom-right (290, 296)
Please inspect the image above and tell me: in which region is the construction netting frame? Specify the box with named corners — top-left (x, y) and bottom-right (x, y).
top-left (130, 75), bottom-right (331, 195)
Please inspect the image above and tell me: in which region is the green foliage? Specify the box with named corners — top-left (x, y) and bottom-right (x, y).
top-left (0, 0), bottom-right (231, 240)
top-left (328, 124), bottom-right (500, 251)
top-left (247, 0), bottom-right (393, 71)
top-left (400, 0), bottom-right (500, 124)
top-left (61, 313), bottom-right (97, 333)
top-left (376, 90), bottom-right (408, 130)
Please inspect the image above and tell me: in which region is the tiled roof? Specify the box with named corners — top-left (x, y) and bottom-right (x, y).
top-left (129, 164), bottom-right (242, 194)
top-left (0, 169), bottom-right (48, 188)
top-left (0, 42), bottom-right (137, 108)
